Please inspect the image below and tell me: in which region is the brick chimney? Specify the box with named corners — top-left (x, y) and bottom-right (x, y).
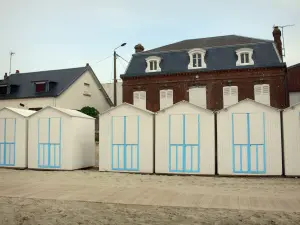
top-left (273, 26), bottom-right (283, 59)
top-left (134, 44), bottom-right (144, 53)
top-left (4, 73), bottom-right (8, 79)
top-left (16, 70), bottom-right (20, 74)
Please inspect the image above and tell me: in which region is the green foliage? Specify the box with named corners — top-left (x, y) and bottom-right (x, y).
top-left (80, 106), bottom-right (99, 118)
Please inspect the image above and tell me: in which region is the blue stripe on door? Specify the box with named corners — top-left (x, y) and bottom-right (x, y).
top-left (169, 114), bottom-right (201, 173)
top-left (38, 117), bottom-right (62, 169)
top-left (111, 116), bottom-right (140, 171)
top-left (0, 118), bottom-right (16, 166)
top-left (232, 113), bottom-right (266, 174)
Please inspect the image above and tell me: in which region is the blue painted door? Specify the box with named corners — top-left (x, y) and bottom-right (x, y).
top-left (111, 116), bottom-right (140, 171)
top-left (232, 113), bottom-right (266, 174)
top-left (0, 118), bottom-right (16, 166)
top-left (38, 118), bottom-right (62, 168)
top-left (169, 114), bottom-right (200, 173)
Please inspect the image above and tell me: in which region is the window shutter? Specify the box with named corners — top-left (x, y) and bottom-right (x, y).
top-left (189, 87), bottom-right (207, 108)
top-left (223, 86), bottom-right (238, 108)
top-left (223, 86), bottom-right (230, 108)
top-left (160, 89), bottom-right (173, 109)
top-left (160, 90), bottom-right (166, 110)
top-left (133, 92), bottom-right (139, 106)
top-left (255, 84), bottom-right (270, 106)
top-left (133, 91), bottom-right (146, 109)
top-left (166, 90), bottom-right (173, 108)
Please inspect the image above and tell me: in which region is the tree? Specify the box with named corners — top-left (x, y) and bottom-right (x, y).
top-left (79, 106), bottom-right (99, 118)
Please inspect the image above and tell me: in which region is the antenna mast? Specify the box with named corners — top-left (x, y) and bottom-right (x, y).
top-left (275, 24), bottom-right (295, 57)
top-left (9, 51), bottom-right (15, 75)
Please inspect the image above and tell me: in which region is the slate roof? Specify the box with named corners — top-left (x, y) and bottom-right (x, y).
top-left (122, 35), bottom-right (285, 78)
top-left (0, 66), bottom-right (113, 106)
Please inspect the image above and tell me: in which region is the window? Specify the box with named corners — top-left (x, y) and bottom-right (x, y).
top-left (84, 83), bottom-right (90, 87)
top-left (188, 48), bottom-right (207, 69)
top-left (236, 48), bottom-right (254, 66)
top-left (133, 91), bottom-right (146, 109)
top-left (145, 56), bottom-right (161, 72)
top-left (254, 84), bottom-right (270, 106)
top-left (83, 82), bottom-right (91, 96)
top-left (223, 86), bottom-right (238, 108)
top-left (0, 85), bottom-right (8, 95)
top-left (35, 82), bottom-right (47, 93)
top-left (160, 89), bottom-right (173, 110)
top-left (189, 86), bottom-right (207, 108)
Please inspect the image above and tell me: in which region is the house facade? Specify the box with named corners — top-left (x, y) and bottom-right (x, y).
top-left (287, 63), bottom-right (300, 105)
top-left (102, 81), bottom-right (123, 106)
top-left (121, 27), bottom-right (288, 111)
top-left (0, 64), bottom-right (112, 112)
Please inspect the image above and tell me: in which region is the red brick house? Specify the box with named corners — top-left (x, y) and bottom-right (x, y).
top-left (121, 27), bottom-right (288, 112)
top-left (287, 63), bottom-right (300, 105)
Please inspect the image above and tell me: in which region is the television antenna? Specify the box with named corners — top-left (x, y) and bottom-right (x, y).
top-left (274, 24), bottom-right (295, 57)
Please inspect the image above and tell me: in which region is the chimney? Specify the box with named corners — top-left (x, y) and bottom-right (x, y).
top-left (86, 63), bottom-right (89, 67)
top-left (273, 26), bottom-right (283, 59)
top-left (16, 70), bottom-right (20, 74)
top-left (134, 44), bottom-right (144, 53)
top-left (4, 73), bottom-right (8, 79)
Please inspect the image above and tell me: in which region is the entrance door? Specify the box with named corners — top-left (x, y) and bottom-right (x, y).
top-left (232, 113), bottom-right (266, 174)
top-left (169, 114), bottom-right (200, 173)
top-left (38, 118), bottom-right (62, 168)
top-left (0, 118), bottom-right (16, 166)
top-left (111, 115), bottom-right (140, 171)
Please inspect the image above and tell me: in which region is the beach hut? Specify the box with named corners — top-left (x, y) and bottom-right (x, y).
top-left (99, 103), bottom-right (154, 173)
top-left (283, 103), bottom-right (300, 176)
top-left (28, 106), bottom-right (95, 170)
top-left (0, 107), bottom-right (35, 168)
top-left (155, 101), bottom-right (215, 175)
top-left (217, 99), bottom-right (282, 176)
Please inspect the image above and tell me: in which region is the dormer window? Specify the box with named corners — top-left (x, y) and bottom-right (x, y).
top-left (236, 48), bottom-right (254, 66)
top-left (145, 56), bottom-right (161, 72)
top-left (188, 48), bottom-right (207, 69)
top-left (0, 85), bottom-right (8, 95)
top-left (35, 82), bottom-right (47, 93)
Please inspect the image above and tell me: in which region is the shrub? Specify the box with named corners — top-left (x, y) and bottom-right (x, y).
top-left (80, 106), bottom-right (99, 118)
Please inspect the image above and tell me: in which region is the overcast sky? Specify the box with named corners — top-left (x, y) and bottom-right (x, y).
top-left (0, 0), bottom-right (299, 83)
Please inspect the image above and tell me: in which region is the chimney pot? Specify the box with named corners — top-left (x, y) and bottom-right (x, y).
top-left (134, 44), bottom-right (144, 53)
top-left (86, 63), bottom-right (89, 67)
top-left (4, 73), bottom-right (8, 79)
top-left (16, 70), bottom-right (20, 74)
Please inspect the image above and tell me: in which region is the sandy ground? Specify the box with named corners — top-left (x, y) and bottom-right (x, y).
top-left (1, 197), bottom-right (300, 225)
top-left (1, 169), bottom-right (300, 224)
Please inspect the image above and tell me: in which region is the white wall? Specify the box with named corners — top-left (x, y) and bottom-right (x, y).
top-left (0, 109), bottom-right (28, 168)
top-left (72, 117), bottom-right (95, 169)
top-left (155, 102), bottom-right (215, 175)
top-left (99, 104), bottom-right (154, 173)
top-left (28, 108), bottom-right (73, 170)
top-left (102, 82), bottom-right (123, 106)
top-left (283, 106), bottom-right (300, 176)
top-left (289, 92), bottom-right (300, 106)
top-left (217, 100), bottom-right (282, 176)
top-left (0, 97), bottom-right (55, 110)
top-left (56, 70), bottom-right (111, 112)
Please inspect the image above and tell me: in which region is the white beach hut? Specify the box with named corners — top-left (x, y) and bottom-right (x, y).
top-left (0, 107), bottom-right (35, 168)
top-left (217, 99), bottom-right (282, 176)
top-left (155, 101), bottom-right (215, 175)
top-left (99, 103), bottom-right (154, 173)
top-left (283, 103), bottom-right (300, 176)
top-left (28, 106), bottom-right (95, 170)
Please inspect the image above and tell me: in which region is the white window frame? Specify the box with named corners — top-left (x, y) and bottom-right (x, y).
top-left (188, 48), bottom-right (207, 69)
top-left (145, 56), bottom-right (161, 73)
top-left (223, 86), bottom-right (238, 108)
top-left (160, 89), bottom-right (173, 110)
top-left (133, 91), bottom-right (146, 109)
top-left (254, 84), bottom-right (270, 106)
top-left (236, 48), bottom-right (254, 66)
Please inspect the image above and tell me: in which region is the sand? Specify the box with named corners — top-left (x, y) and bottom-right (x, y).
top-left (1, 169), bottom-right (300, 224)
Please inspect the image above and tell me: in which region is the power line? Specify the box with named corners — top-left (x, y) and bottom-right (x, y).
top-left (117, 57), bottom-right (127, 70)
top-left (116, 54), bottom-right (129, 63)
top-left (95, 54), bottom-right (113, 64)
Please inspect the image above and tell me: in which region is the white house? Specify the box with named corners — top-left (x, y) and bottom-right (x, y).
top-left (99, 103), bottom-right (154, 173)
top-left (0, 107), bottom-right (35, 168)
top-left (217, 99), bottom-right (282, 176)
top-left (102, 81), bottom-right (123, 106)
top-left (155, 101), bottom-right (215, 175)
top-left (0, 64), bottom-right (113, 112)
top-left (28, 106), bottom-right (95, 170)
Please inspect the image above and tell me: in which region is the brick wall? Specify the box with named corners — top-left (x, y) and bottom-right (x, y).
top-left (288, 64), bottom-right (300, 92)
top-left (122, 67), bottom-right (288, 111)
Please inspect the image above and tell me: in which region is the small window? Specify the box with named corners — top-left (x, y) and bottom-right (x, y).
top-left (223, 86), bottom-right (238, 108)
top-left (84, 83), bottom-right (90, 87)
top-left (145, 56), bottom-right (161, 73)
top-left (254, 84), bottom-right (270, 106)
top-left (160, 89), bottom-right (173, 110)
top-left (35, 82), bottom-right (46, 93)
top-left (236, 48), bottom-right (254, 66)
top-left (189, 86), bottom-right (207, 108)
top-left (0, 85), bottom-right (8, 95)
top-left (133, 91), bottom-right (146, 109)
top-left (188, 48), bottom-right (207, 69)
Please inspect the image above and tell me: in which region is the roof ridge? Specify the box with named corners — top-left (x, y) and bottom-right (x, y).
top-left (10, 66), bottom-right (86, 76)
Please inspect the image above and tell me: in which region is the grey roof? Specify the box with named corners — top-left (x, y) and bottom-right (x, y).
top-left (122, 37), bottom-right (285, 78)
top-left (143, 35), bottom-right (272, 53)
top-left (288, 63), bottom-right (300, 69)
top-left (0, 66), bottom-right (113, 106)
